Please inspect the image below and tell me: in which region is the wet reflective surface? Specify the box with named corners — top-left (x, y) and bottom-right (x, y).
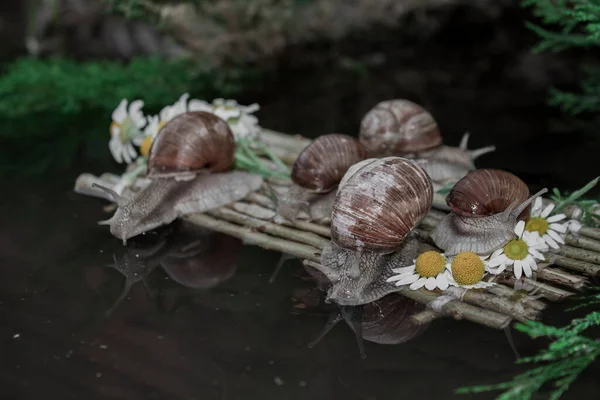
top-left (4, 7), bottom-right (600, 397)
top-left (3, 175), bottom-right (599, 400)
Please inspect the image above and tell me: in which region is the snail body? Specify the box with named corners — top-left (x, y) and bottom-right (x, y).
top-left (431, 169), bottom-right (547, 256)
top-left (313, 157), bottom-right (434, 306)
top-left (96, 111), bottom-right (263, 243)
top-left (359, 99), bottom-right (495, 185)
top-left (277, 133), bottom-right (367, 221)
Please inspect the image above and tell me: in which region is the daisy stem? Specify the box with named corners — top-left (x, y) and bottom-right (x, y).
top-left (552, 176), bottom-right (600, 214)
top-left (254, 141), bottom-right (291, 174)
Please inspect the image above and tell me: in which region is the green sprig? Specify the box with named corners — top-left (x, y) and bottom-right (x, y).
top-left (233, 138), bottom-right (291, 180)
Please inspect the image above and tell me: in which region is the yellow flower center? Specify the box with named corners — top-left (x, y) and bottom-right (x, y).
top-left (140, 136), bottom-right (153, 157)
top-left (503, 239), bottom-right (529, 260)
top-left (451, 252), bottom-right (485, 285)
top-left (525, 217), bottom-right (549, 235)
top-left (414, 251), bottom-right (446, 277)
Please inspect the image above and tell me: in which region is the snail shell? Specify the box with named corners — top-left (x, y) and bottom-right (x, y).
top-left (430, 169), bottom-right (547, 256)
top-left (292, 133), bottom-right (367, 193)
top-left (147, 111), bottom-right (236, 179)
top-left (331, 157), bottom-right (433, 253)
top-left (446, 169), bottom-right (531, 219)
top-left (359, 99), bottom-right (442, 156)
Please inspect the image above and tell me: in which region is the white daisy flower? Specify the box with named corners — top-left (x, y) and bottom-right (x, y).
top-left (386, 250), bottom-right (453, 291)
top-left (525, 197), bottom-right (569, 249)
top-left (109, 99), bottom-right (146, 164)
top-left (132, 114), bottom-right (161, 159)
top-left (188, 97), bottom-right (261, 141)
top-left (445, 251), bottom-right (496, 289)
top-left (488, 221), bottom-right (549, 279)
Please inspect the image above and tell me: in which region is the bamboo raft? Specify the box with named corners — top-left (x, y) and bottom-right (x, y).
top-left (75, 128), bottom-right (600, 331)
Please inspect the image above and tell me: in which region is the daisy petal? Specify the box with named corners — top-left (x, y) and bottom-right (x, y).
top-left (540, 204), bottom-right (554, 218)
top-left (514, 260), bottom-right (523, 279)
top-left (109, 138), bottom-right (122, 163)
top-left (410, 278), bottom-right (427, 290)
top-left (547, 214), bottom-right (566, 223)
top-left (524, 254), bottom-right (537, 272)
top-left (543, 234), bottom-right (559, 249)
top-left (391, 266), bottom-right (415, 274)
top-left (386, 273), bottom-right (412, 283)
top-left (112, 99), bottom-right (127, 123)
top-left (424, 277), bottom-right (437, 290)
top-left (522, 259), bottom-right (532, 278)
top-left (529, 248), bottom-right (545, 260)
top-left (395, 274), bottom-right (421, 286)
top-left (436, 274), bottom-right (449, 291)
top-left (515, 221), bottom-right (525, 237)
top-left (549, 223), bottom-right (567, 233)
top-left (488, 254), bottom-right (508, 268)
top-left (547, 230), bottom-right (565, 244)
top-left (491, 248), bottom-right (504, 259)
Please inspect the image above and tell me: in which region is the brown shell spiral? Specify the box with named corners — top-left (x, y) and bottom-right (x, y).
top-left (147, 111), bottom-right (236, 178)
top-left (446, 168), bottom-right (531, 219)
top-left (291, 134), bottom-right (367, 193)
top-left (331, 157), bottom-right (433, 253)
top-left (359, 99), bottom-right (442, 156)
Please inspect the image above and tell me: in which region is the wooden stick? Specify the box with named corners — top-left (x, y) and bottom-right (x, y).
top-left (206, 207), bottom-right (330, 249)
top-left (566, 233), bottom-right (600, 253)
top-left (399, 289), bottom-right (513, 329)
top-left (496, 275), bottom-right (574, 302)
top-left (485, 285), bottom-right (547, 311)
top-left (536, 266), bottom-right (589, 290)
top-left (550, 246), bottom-right (600, 266)
top-left (578, 226), bottom-right (600, 241)
top-left (184, 213), bottom-right (322, 261)
top-left (546, 254), bottom-right (600, 277)
top-left (410, 309), bottom-right (441, 326)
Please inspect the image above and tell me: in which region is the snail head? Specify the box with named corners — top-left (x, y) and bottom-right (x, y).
top-left (93, 183), bottom-right (156, 245)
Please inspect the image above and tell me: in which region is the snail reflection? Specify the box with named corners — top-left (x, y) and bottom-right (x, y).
top-left (103, 220), bottom-right (243, 315)
top-left (302, 264), bottom-right (430, 358)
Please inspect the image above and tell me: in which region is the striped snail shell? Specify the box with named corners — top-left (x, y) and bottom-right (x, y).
top-left (147, 111), bottom-right (236, 179)
top-left (292, 133), bottom-right (367, 193)
top-left (446, 169), bottom-right (531, 219)
top-left (331, 157), bottom-right (434, 253)
top-left (277, 134), bottom-right (367, 222)
top-left (359, 99), bottom-right (442, 157)
top-left (431, 169), bottom-right (547, 256)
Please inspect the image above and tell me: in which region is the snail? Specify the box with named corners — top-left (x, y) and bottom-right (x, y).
top-left (304, 266), bottom-right (430, 358)
top-left (276, 133), bottom-right (367, 221)
top-left (359, 99), bottom-right (495, 185)
top-left (312, 156), bottom-right (434, 307)
top-left (430, 169), bottom-right (548, 256)
top-left (94, 111), bottom-right (264, 244)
